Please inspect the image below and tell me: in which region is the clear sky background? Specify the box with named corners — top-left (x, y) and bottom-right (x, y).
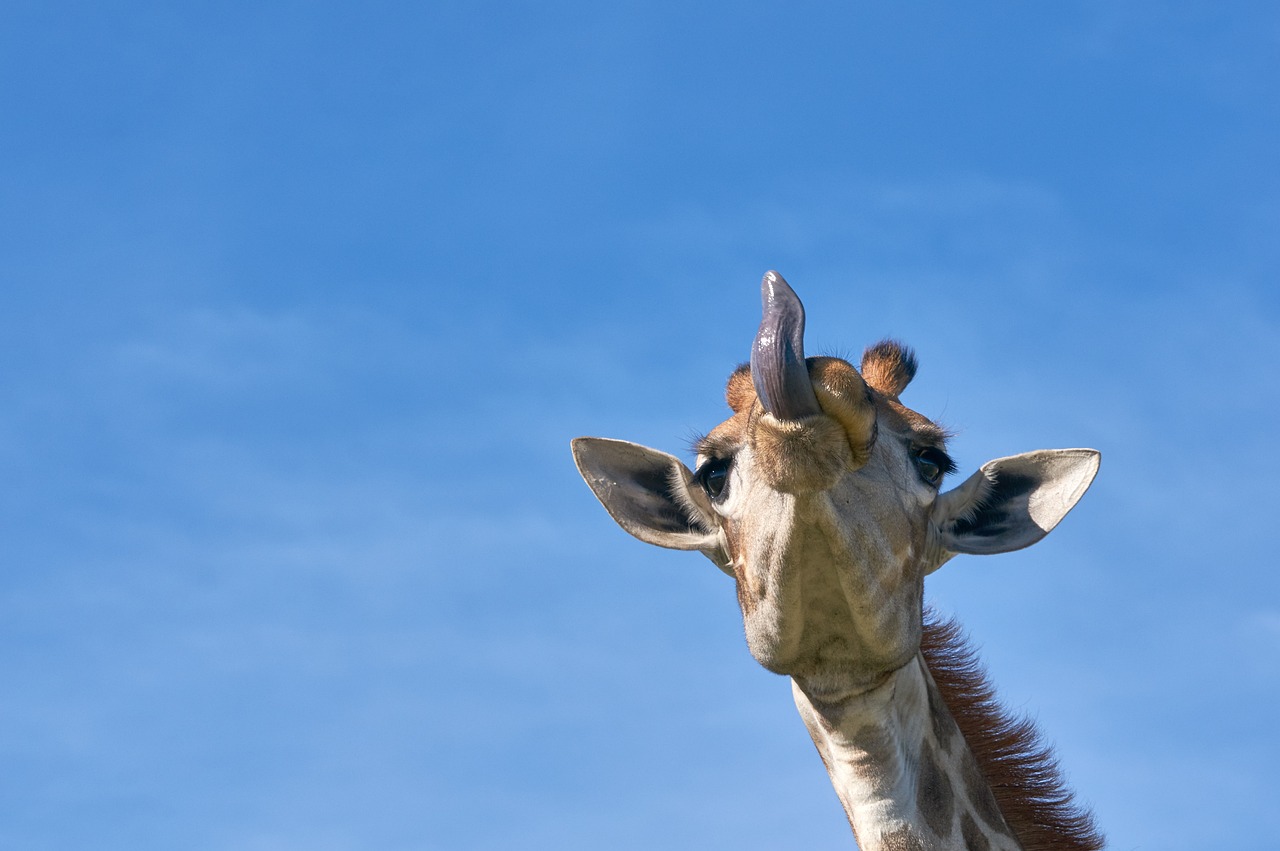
top-left (2, 2), bottom-right (1278, 849)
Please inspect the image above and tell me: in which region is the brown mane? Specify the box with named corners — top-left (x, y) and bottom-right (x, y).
top-left (921, 611), bottom-right (1105, 851)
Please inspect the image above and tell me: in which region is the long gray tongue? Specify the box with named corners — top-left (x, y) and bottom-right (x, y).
top-left (750, 271), bottom-right (821, 420)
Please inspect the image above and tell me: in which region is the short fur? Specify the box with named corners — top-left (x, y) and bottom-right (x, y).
top-left (921, 612), bottom-right (1105, 851)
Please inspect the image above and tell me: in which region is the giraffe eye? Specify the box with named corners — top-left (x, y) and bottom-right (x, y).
top-left (695, 457), bottom-right (732, 501)
top-left (912, 447), bottom-right (953, 487)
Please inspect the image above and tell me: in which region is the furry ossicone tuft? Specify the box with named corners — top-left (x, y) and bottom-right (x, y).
top-left (861, 339), bottom-right (918, 399)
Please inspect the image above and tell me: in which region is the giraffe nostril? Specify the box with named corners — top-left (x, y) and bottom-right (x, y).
top-left (750, 414), bottom-right (854, 493)
top-left (806, 358), bottom-right (878, 468)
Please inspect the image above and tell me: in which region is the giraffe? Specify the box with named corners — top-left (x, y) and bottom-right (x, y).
top-left (572, 272), bottom-right (1104, 850)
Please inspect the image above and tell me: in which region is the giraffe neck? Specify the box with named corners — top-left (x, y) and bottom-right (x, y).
top-left (791, 654), bottom-right (1022, 851)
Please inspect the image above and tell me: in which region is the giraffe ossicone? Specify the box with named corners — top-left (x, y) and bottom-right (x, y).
top-left (572, 271), bottom-right (1104, 850)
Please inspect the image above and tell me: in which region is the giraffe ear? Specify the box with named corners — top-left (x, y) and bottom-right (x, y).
top-left (929, 449), bottom-right (1100, 566)
top-left (571, 438), bottom-right (728, 571)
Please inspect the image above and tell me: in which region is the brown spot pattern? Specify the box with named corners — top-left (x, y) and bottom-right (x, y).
top-left (880, 826), bottom-right (927, 851)
top-left (927, 676), bottom-right (962, 750)
top-left (961, 812), bottom-right (994, 851)
top-left (917, 745), bottom-right (954, 840)
top-left (849, 723), bottom-right (897, 771)
top-left (961, 751), bottom-right (1007, 832)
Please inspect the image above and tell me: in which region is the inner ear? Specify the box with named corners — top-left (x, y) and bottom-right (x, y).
top-left (571, 437), bottom-right (726, 563)
top-left (931, 449), bottom-right (1100, 559)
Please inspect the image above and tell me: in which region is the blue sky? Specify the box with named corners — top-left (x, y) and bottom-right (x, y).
top-left (2, 2), bottom-right (1278, 849)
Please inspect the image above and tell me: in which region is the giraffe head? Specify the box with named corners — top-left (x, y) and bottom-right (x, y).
top-left (573, 272), bottom-right (1098, 694)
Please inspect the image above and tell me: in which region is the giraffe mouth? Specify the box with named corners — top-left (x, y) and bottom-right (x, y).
top-left (751, 271), bottom-right (821, 421)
